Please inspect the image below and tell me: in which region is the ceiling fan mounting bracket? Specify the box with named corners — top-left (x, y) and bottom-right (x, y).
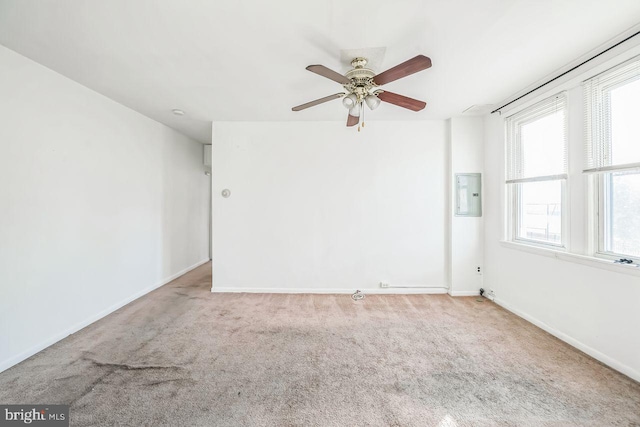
top-left (350, 57), bottom-right (368, 68)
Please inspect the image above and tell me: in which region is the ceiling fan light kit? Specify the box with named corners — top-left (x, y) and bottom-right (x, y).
top-left (365, 94), bottom-right (381, 110)
top-left (292, 55), bottom-right (432, 130)
top-left (342, 93), bottom-right (357, 108)
top-left (349, 102), bottom-right (361, 117)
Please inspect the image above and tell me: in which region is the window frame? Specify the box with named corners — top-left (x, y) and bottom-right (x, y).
top-left (512, 179), bottom-right (568, 249)
top-left (505, 92), bottom-right (569, 250)
top-left (594, 170), bottom-right (640, 260)
top-left (584, 55), bottom-right (640, 261)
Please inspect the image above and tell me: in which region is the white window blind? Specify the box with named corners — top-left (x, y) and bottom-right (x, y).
top-left (583, 54), bottom-right (640, 174)
top-left (505, 93), bottom-right (568, 184)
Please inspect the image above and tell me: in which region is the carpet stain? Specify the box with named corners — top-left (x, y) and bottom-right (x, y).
top-left (83, 358), bottom-right (184, 372)
top-left (145, 378), bottom-right (195, 387)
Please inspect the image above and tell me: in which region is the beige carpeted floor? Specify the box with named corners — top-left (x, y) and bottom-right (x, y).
top-left (1, 263), bottom-right (639, 426)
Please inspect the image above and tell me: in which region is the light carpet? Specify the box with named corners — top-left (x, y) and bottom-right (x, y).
top-left (1, 263), bottom-right (639, 426)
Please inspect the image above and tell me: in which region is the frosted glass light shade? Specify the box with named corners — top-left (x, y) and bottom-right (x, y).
top-left (342, 94), bottom-right (357, 109)
top-left (365, 95), bottom-right (381, 110)
top-left (349, 103), bottom-right (361, 117)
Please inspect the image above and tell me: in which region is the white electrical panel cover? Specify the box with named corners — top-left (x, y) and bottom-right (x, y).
top-left (455, 173), bottom-right (482, 217)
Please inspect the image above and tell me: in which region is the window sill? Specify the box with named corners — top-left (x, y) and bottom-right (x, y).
top-left (499, 240), bottom-right (640, 277)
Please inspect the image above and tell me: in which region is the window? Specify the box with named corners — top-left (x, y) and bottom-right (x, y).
top-left (505, 93), bottom-right (567, 247)
top-left (584, 56), bottom-right (640, 259)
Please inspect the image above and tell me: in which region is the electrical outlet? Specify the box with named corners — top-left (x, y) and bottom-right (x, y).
top-left (379, 282), bottom-right (389, 288)
top-left (487, 289), bottom-right (496, 299)
top-left (476, 266), bottom-right (482, 275)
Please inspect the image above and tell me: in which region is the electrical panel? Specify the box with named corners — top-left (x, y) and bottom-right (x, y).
top-left (455, 173), bottom-right (482, 217)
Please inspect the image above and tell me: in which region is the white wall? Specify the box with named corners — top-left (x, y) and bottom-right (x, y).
top-left (211, 121), bottom-right (447, 293)
top-left (448, 117), bottom-right (484, 296)
top-left (0, 46), bottom-right (210, 372)
top-left (483, 47), bottom-right (640, 381)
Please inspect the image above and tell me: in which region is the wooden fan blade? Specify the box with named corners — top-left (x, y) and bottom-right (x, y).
top-left (347, 113), bottom-right (359, 127)
top-left (373, 55), bottom-right (432, 86)
top-left (292, 93), bottom-right (343, 111)
top-left (377, 91), bottom-right (426, 111)
top-left (306, 65), bottom-right (351, 85)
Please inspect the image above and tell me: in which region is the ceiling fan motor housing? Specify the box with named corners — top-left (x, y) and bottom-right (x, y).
top-left (345, 58), bottom-right (377, 101)
top-left (345, 67), bottom-right (376, 82)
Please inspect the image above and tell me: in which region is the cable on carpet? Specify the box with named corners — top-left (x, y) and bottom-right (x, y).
top-left (351, 290), bottom-right (365, 301)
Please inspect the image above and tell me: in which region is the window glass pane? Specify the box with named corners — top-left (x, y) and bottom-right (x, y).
top-left (610, 78), bottom-right (640, 165)
top-left (520, 110), bottom-right (565, 177)
top-left (605, 171), bottom-right (640, 258)
top-left (517, 180), bottom-right (562, 245)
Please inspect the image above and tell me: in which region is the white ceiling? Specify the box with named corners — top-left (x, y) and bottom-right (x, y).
top-left (1, 1), bottom-right (640, 143)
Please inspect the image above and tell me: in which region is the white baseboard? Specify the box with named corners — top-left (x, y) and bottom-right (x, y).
top-left (160, 258), bottom-right (209, 286)
top-left (212, 286), bottom-right (449, 295)
top-left (0, 258), bottom-right (209, 374)
top-left (448, 290), bottom-right (480, 296)
top-left (494, 297), bottom-right (640, 383)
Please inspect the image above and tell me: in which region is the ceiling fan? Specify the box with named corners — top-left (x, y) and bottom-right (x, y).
top-left (292, 55), bottom-right (432, 130)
